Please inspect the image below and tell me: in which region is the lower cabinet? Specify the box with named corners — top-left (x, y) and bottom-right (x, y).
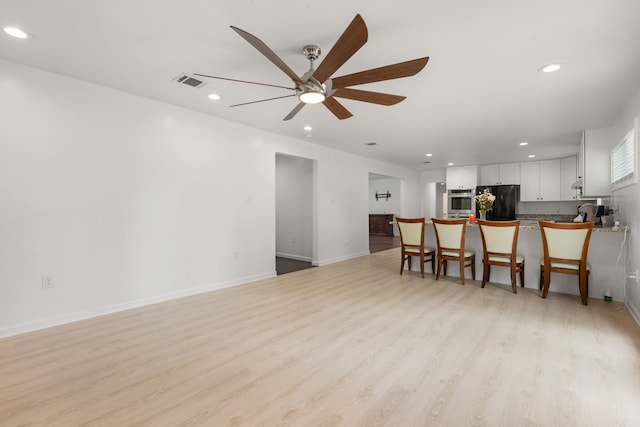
top-left (369, 214), bottom-right (394, 236)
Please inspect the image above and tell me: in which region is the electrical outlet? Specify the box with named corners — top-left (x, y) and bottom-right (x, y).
top-left (41, 275), bottom-right (54, 289)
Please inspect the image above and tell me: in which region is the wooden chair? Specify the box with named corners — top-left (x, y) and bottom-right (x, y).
top-left (477, 219), bottom-right (524, 293)
top-left (397, 217), bottom-right (435, 278)
top-left (539, 221), bottom-right (594, 305)
top-left (431, 218), bottom-right (476, 284)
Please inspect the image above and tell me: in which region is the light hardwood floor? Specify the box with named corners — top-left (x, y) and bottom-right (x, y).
top-left (2, 248), bottom-right (640, 426)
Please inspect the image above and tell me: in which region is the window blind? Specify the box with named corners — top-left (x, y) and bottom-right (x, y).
top-left (611, 127), bottom-right (635, 184)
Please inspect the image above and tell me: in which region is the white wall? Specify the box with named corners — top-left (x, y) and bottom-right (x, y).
top-left (0, 60), bottom-right (422, 337)
top-left (276, 154), bottom-right (313, 262)
top-left (610, 86), bottom-right (640, 324)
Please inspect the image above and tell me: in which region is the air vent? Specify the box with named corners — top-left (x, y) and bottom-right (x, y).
top-left (173, 74), bottom-right (207, 89)
top-left (365, 142), bottom-right (378, 146)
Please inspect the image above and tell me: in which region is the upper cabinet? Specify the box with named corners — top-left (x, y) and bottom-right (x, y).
top-left (520, 160), bottom-right (561, 201)
top-left (560, 156), bottom-right (579, 201)
top-left (446, 165), bottom-right (478, 190)
top-left (479, 163), bottom-right (520, 185)
top-left (579, 128), bottom-right (615, 197)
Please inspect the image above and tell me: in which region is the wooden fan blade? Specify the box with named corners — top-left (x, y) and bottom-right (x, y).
top-left (331, 57), bottom-right (429, 89)
top-left (230, 26), bottom-right (305, 85)
top-left (312, 14), bottom-right (368, 84)
top-left (194, 73), bottom-right (295, 90)
top-left (283, 102), bottom-right (306, 121)
top-left (323, 97), bottom-right (353, 120)
top-left (230, 94), bottom-right (296, 107)
top-left (332, 88), bottom-right (406, 105)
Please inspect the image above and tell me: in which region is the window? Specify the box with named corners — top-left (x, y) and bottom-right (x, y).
top-left (611, 117), bottom-right (638, 190)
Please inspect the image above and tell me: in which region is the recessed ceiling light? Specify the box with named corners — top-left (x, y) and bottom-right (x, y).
top-left (528, 154), bottom-right (536, 158)
top-left (207, 93), bottom-right (220, 100)
top-left (519, 142), bottom-right (528, 146)
top-left (425, 153), bottom-right (433, 157)
top-left (538, 63), bottom-right (562, 73)
top-left (303, 125), bottom-right (312, 131)
top-left (3, 26), bottom-right (32, 39)
top-left (447, 162), bottom-right (454, 166)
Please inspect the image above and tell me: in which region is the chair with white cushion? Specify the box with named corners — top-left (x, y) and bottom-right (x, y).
top-left (431, 218), bottom-right (476, 285)
top-left (539, 221), bottom-right (594, 305)
top-left (478, 219), bottom-right (524, 293)
top-left (397, 217), bottom-right (435, 278)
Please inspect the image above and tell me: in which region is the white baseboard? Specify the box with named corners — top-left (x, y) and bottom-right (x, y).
top-left (0, 271), bottom-right (276, 339)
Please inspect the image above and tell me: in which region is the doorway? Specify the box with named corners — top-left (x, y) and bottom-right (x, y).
top-left (424, 181), bottom-right (447, 220)
top-left (275, 154), bottom-right (315, 274)
top-left (368, 173), bottom-right (402, 253)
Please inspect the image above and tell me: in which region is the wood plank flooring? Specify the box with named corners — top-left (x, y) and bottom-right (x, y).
top-left (1, 248), bottom-right (640, 426)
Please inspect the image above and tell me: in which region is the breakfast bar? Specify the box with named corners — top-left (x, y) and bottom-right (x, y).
top-left (421, 221), bottom-right (631, 301)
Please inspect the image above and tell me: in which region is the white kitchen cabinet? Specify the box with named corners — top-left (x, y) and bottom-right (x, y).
top-left (578, 128), bottom-right (615, 197)
top-left (520, 160), bottom-right (561, 201)
top-left (480, 163), bottom-right (520, 185)
top-left (560, 156), bottom-right (579, 200)
top-left (446, 165), bottom-right (478, 190)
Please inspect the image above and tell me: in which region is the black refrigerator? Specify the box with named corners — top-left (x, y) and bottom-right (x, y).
top-left (475, 185), bottom-right (520, 220)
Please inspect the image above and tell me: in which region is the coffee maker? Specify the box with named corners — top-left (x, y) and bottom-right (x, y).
top-left (575, 203), bottom-right (606, 225)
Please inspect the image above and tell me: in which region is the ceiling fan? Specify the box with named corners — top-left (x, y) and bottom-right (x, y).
top-left (195, 14), bottom-right (429, 121)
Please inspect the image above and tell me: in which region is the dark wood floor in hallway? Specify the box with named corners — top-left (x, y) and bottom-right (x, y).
top-left (276, 234), bottom-right (400, 275)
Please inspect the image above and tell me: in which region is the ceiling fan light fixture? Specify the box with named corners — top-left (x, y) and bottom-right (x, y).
top-left (299, 90), bottom-right (326, 104)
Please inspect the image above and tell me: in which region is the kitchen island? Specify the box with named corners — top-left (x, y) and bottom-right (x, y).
top-left (421, 221), bottom-right (631, 302)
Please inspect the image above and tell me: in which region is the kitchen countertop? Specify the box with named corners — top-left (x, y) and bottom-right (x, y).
top-left (514, 218), bottom-right (630, 233)
top-left (462, 221), bottom-right (630, 233)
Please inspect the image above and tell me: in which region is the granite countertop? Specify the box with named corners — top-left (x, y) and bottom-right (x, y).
top-left (406, 218), bottom-right (631, 232)
top-left (458, 219), bottom-right (629, 233)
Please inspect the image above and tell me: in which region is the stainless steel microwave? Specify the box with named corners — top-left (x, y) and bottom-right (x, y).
top-left (447, 189), bottom-right (475, 217)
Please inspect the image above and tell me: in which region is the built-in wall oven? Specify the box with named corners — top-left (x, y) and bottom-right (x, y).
top-left (447, 189), bottom-right (475, 218)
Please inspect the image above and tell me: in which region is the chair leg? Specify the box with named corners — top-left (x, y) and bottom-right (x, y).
top-left (481, 261), bottom-right (489, 288)
top-left (542, 267), bottom-right (551, 299)
top-left (510, 266), bottom-right (517, 294)
top-left (539, 266), bottom-right (543, 290)
top-left (430, 253), bottom-right (435, 274)
top-left (579, 272), bottom-right (588, 305)
top-left (435, 255), bottom-right (442, 280)
top-left (419, 253), bottom-right (425, 279)
top-left (400, 252), bottom-right (405, 275)
top-left (520, 262), bottom-right (525, 288)
top-left (443, 260), bottom-right (447, 276)
top-left (459, 257), bottom-right (465, 285)
top-left (471, 256), bottom-right (476, 280)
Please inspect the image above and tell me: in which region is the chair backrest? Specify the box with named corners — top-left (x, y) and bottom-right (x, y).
top-left (539, 221), bottom-right (594, 263)
top-left (431, 218), bottom-right (466, 250)
top-left (397, 217), bottom-right (425, 248)
top-left (478, 220), bottom-right (520, 256)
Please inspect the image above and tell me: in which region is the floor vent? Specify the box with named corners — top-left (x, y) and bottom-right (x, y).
top-left (173, 74), bottom-right (207, 89)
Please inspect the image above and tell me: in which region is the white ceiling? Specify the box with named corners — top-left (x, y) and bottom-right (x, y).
top-left (2, 0), bottom-right (640, 171)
